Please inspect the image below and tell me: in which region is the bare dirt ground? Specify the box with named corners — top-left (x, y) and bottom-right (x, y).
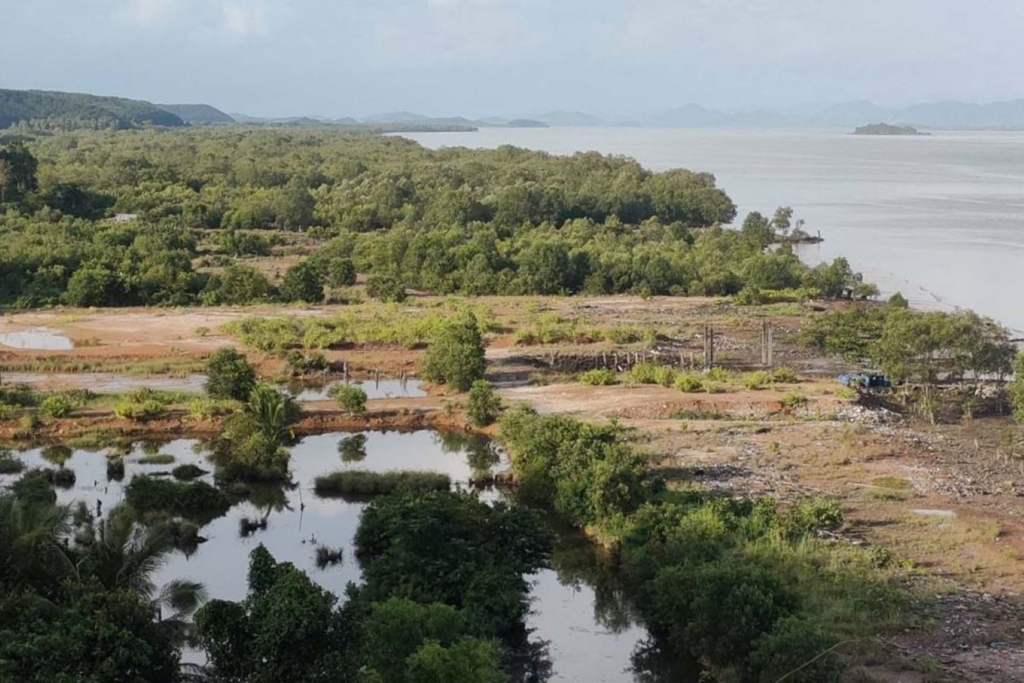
top-left (1, 297), bottom-right (1022, 681)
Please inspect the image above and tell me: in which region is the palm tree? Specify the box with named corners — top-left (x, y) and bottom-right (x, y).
top-left (76, 505), bottom-right (208, 637)
top-left (247, 383), bottom-right (301, 446)
top-left (0, 494), bottom-right (75, 598)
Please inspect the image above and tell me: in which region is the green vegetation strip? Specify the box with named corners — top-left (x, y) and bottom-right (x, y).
top-left (313, 470), bottom-right (452, 497)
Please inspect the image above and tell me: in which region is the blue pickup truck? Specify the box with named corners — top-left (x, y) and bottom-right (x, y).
top-left (838, 373), bottom-right (891, 388)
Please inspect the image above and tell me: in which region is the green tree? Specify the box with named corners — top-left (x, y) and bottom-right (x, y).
top-left (405, 638), bottom-right (504, 683)
top-left (355, 490), bottom-right (553, 637)
top-left (332, 384), bottom-right (368, 415)
top-left (740, 211), bottom-right (774, 249)
top-left (421, 314), bottom-right (486, 392)
top-left (64, 266), bottom-right (116, 308)
top-left (195, 545), bottom-right (358, 683)
top-left (0, 581), bottom-right (181, 683)
top-left (465, 380), bottom-right (501, 426)
top-left (280, 262), bottom-right (324, 304)
top-left (366, 273), bottom-right (407, 302)
top-left (202, 264), bottom-right (275, 305)
top-left (325, 257), bottom-right (357, 288)
top-left (204, 347), bottom-right (257, 401)
top-left (1011, 353), bottom-right (1024, 423)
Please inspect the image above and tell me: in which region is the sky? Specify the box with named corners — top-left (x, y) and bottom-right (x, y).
top-left (3, 0), bottom-right (1024, 118)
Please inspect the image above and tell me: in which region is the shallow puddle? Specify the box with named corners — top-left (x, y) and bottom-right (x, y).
top-left (0, 327), bottom-right (74, 350)
top-left (3, 372), bottom-right (207, 393)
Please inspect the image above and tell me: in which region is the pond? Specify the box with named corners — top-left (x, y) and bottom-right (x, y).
top-left (283, 377), bottom-right (427, 401)
top-left (0, 430), bottom-right (674, 682)
top-left (0, 327), bottom-right (74, 351)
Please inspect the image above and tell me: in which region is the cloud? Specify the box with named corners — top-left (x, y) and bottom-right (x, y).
top-left (222, 0), bottom-right (267, 37)
top-left (126, 0), bottom-right (176, 27)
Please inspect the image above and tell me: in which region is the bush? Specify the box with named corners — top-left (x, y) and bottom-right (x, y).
top-left (673, 373), bottom-right (704, 393)
top-left (780, 392), bottom-right (809, 409)
top-left (125, 475), bottom-right (230, 519)
top-left (172, 464), bottom-right (208, 481)
top-left (138, 454), bottom-right (175, 465)
top-left (39, 395), bottom-right (74, 419)
top-left (279, 261), bottom-right (324, 304)
top-left (313, 470), bottom-right (451, 497)
top-left (332, 384), bottom-right (368, 415)
top-left (421, 314), bottom-right (486, 392)
top-left (205, 347), bottom-right (257, 401)
top-left (742, 371), bottom-right (772, 390)
top-left (769, 366), bottom-right (799, 384)
top-left (627, 363), bottom-right (660, 385)
top-left (114, 400), bottom-right (166, 422)
top-left (746, 616), bottom-right (845, 683)
top-left (366, 273), bottom-right (407, 303)
top-left (466, 381), bottom-right (502, 426)
top-left (579, 369), bottom-right (617, 386)
top-left (106, 457), bottom-right (125, 482)
top-left (0, 453), bottom-right (24, 474)
top-left (11, 470), bottom-right (57, 504)
top-left (52, 468), bottom-right (76, 488)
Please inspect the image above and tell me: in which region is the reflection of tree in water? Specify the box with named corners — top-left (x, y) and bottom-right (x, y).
top-left (629, 638), bottom-right (702, 683)
top-left (434, 432), bottom-right (503, 476)
top-left (41, 444), bottom-right (72, 467)
top-left (338, 433), bottom-right (368, 463)
top-left (501, 631), bottom-right (553, 683)
top-left (548, 520), bottom-right (637, 634)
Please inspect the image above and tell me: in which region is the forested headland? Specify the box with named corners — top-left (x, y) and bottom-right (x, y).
top-left (0, 127), bottom-right (866, 308)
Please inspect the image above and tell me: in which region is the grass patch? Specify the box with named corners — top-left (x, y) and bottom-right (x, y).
top-left (313, 470), bottom-right (451, 498)
top-left (138, 454), bottom-right (176, 466)
top-left (172, 464), bottom-right (208, 481)
top-left (672, 410), bottom-right (729, 421)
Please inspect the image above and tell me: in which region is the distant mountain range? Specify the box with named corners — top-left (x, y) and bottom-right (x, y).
top-left (8, 88), bottom-right (1024, 132)
top-left (531, 99), bottom-right (1024, 130)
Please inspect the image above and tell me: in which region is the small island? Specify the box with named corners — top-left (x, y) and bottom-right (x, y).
top-left (853, 122), bottom-right (930, 136)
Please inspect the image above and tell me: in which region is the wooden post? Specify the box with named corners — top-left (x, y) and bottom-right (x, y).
top-left (768, 321), bottom-right (775, 369)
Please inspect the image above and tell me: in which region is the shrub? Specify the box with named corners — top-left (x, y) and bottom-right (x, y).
top-left (705, 366), bottom-right (731, 383)
top-left (315, 546), bottom-right (343, 568)
top-left (188, 398), bottom-right (239, 420)
top-left (0, 453), bottom-right (24, 474)
top-left (579, 369), bottom-right (617, 386)
top-left (279, 261), bottom-right (324, 304)
top-left (746, 616), bottom-right (845, 683)
top-left (11, 470), bottom-right (57, 505)
top-left (627, 363), bottom-right (660, 385)
top-left (314, 470), bottom-right (451, 497)
top-left (52, 468), bottom-right (76, 488)
top-left (780, 392), bottom-right (809, 409)
top-left (769, 366), bottom-right (799, 384)
top-left (114, 400), bottom-right (166, 422)
top-left (466, 380), bottom-right (502, 426)
top-left (39, 395), bottom-right (74, 419)
top-left (125, 476), bottom-right (230, 519)
top-left (673, 373), bottom-right (704, 393)
top-left (0, 403), bottom-right (15, 420)
top-left (106, 457), bottom-right (125, 482)
top-left (332, 384), bottom-right (368, 415)
top-left (205, 347), bottom-right (257, 401)
top-left (284, 350), bottom-right (330, 376)
top-left (172, 464), bottom-right (208, 481)
top-left (742, 371), bottom-right (772, 390)
top-left (138, 454), bottom-right (175, 465)
top-left (366, 273), bottom-right (407, 303)
top-left (421, 314), bottom-right (486, 392)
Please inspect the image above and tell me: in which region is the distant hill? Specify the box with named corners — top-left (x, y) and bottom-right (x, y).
top-left (853, 123), bottom-right (928, 136)
top-left (157, 103), bottom-right (234, 125)
top-left (0, 89), bottom-right (185, 130)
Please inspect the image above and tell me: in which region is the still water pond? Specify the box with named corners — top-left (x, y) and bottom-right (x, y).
top-left (283, 378), bottom-right (427, 401)
top-left (0, 431), bottom-right (657, 682)
top-left (0, 327), bottom-right (74, 350)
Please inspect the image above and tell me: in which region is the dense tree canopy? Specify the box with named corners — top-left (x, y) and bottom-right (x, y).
top-left (0, 128), bottom-right (866, 307)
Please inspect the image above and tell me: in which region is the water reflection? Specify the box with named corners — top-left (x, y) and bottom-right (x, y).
top-left (285, 378), bottom-right (427, 401)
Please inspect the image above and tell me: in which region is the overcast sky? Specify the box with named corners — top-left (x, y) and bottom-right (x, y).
top-left (3, 0), bottom-right (1024, 118)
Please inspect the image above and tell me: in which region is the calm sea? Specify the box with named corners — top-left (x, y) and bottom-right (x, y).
top-left (404, 128), bottom-right (1024, 332)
